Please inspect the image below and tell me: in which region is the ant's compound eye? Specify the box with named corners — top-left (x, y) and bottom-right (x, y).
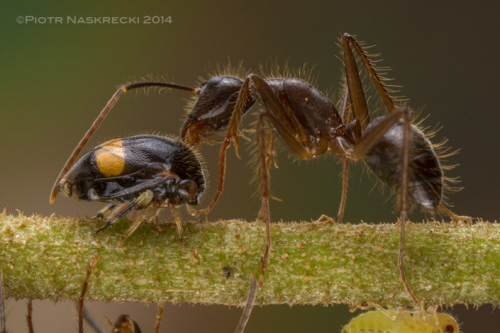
top-left (204, 76), bottom-right (224, 90)
top-left (176, 179), bottom-right (198, 199)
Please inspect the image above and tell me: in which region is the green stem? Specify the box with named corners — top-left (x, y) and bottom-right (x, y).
top-left (0, 212), bottom-right (498, 308)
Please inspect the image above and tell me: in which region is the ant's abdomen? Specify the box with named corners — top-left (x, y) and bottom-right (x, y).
top-left (363, 118), bottom-right (443, 212)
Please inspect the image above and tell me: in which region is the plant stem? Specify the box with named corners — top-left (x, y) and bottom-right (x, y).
top-left (0, 212), bottom-right (498, 308)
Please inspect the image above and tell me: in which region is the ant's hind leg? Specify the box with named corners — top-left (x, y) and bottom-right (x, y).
top-left (342, 33), bottom-right (396, 115)
top-left (439, 204), bottom-right (472, 223)
top-left (397, 107), bottom-right (419, 303)
top-left (350, 106), bottom-right (419, 302)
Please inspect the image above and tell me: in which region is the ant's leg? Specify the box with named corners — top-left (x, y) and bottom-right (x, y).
top-left (351, 106), bottom-right (418, 302)
top-left (256, 112), bottom-right (274, 275)
top-left (350, 108), bottom-right (407, 161)
top-left (337, 87), bottom-right (353, 223)
top-left (234, 274), bottom-right (257, 333)
top-left (50, 82), bottom-right (198, 204)
top-left (246, 74), bottom-right (328, 277)
top-left (340, 33), bottom-right (403, 219)
top-left (249, 74), bottom-right (333, 277)
top-left (200, 74), bottom-right (316, 218)
top-left (196, 136), bottom-right (230, 216)
top-left (439, 204), bottom-right (472, 222)
top-left (337, 160), bottom-right (349, 223)
top-left (398, 108), bottom-right (419, 303)
top-left (226, 76), bottom-right (253, 157)
top-left (342, 34), bottom-right (371, 131)
top-left (204, 77), bottom-right (256, 214)
top-left (246, 75), bottom-right (317, 158)
top-left (195, 76), bottom-right (253, 215)
top-left (342, 34), bottom-right (396, 115)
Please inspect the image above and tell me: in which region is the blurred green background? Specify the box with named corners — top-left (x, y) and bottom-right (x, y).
top-left (1, 1), bottom-right (499, 332)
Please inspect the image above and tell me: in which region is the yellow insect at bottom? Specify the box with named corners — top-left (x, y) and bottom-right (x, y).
top-left (341, 305), bottom-right (459, 333)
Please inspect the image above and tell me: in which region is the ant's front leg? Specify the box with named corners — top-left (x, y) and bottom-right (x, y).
top-left (196, 77), bottom-right (255, 216)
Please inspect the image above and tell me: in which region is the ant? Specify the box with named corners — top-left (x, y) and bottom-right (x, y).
top-left (341, 303), bottom-right (459, 333)
top-left (50, 33), bottom-right (469, 301)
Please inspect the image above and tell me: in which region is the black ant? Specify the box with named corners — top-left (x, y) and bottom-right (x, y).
top-left (50, 33), bottom-right (469, 301)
